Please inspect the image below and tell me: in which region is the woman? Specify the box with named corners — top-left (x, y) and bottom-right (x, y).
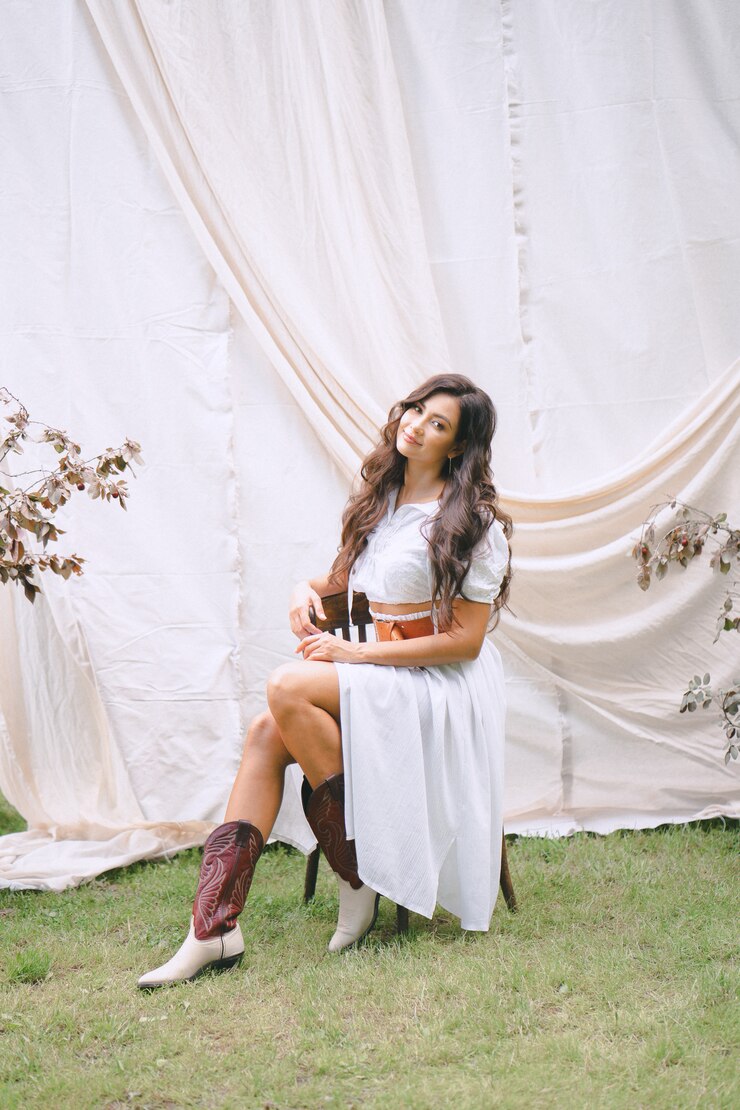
top-left (138, 373), bottom-right (512, 988)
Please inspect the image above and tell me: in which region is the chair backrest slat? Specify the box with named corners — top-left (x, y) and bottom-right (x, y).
top-left (309, 592), bottom-right (372, 637)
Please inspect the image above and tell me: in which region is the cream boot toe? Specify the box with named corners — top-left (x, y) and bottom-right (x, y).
top-left (328, 878), bottom-right (380, 953)
top-left (137, 917), bottom-right (244, 989)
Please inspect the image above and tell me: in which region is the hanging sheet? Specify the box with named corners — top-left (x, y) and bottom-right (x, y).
top-left (0, 0), bottom-right (738, 890)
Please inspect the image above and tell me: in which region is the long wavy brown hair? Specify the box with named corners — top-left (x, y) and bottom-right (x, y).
top-left (329, 374), bottom-right (513, 631)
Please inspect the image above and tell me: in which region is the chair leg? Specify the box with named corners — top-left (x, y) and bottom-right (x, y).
top-left (309, 840), bottom-right (515, 917)
top-left (499, 832), bottom-right (518, 912)
top-left (304, 846), bottom-right (320, 903)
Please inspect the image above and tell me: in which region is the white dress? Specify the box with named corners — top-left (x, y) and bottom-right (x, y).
top-left (271, 487), bottom-right (511, 932)
top-left (341, 490), bottom-right (510, 932)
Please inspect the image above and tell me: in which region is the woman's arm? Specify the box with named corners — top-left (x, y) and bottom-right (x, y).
top-left (296, 597), bottom-right (491, 667)
top-left (289, 571), bottom-right (349, 638)
top-left (305, 571), bottom-right (348, 598)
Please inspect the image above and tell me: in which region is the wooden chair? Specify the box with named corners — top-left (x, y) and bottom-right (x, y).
top-left (303, 591), bottom-right (518, 933)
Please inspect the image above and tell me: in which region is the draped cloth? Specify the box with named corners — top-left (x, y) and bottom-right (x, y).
top-left (0, 0), bottom-right (737, 890)
top-left (0, 582), bottom-right (211, 891)
top-left (84, 0), bottom-right (451, 478)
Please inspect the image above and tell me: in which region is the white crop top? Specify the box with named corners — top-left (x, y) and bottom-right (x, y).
top-left (348, 487), bottom-right (510, 615)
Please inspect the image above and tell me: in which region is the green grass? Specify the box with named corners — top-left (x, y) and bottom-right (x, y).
top-left (0, 793), bottom-right (737, 1110)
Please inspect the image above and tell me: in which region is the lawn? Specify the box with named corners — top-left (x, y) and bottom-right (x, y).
top-left (0, 793), bottom-right (737, 1109)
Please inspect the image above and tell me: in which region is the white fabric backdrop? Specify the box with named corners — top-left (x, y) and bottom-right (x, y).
top-left (0, 0), bottom-right (738, 890)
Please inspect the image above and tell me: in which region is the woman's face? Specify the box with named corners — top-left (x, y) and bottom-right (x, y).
top-left (396, 392), bottom-right (463, 471)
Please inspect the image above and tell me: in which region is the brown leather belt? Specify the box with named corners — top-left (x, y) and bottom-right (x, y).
top-left (372, 615), bottom-right (435, 641)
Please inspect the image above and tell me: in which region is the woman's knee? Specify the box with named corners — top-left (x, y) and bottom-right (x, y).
top-left (242, 710), bottom-right (290, 764)
top-left (266, 663), bottom-right (306, 717)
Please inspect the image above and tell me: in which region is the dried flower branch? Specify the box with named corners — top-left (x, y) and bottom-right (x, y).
top-left (0, 387), bottom-right (143, 603)
top-left (631, 497), bottom-right (740, 766)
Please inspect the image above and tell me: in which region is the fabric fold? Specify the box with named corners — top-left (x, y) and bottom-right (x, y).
top-left (84, 0), bottom-right (452, 479)
top-left (0, 579), bottom-right (212, 890)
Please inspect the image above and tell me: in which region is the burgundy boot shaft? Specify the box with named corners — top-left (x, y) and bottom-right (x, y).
top-left (302, 773), bottom-right (363, 891)
top-left (193, 820), bottom-right (264, 940)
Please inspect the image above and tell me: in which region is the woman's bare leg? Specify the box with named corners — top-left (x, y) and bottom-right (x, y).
top-left (266, 661), bottom-right (343, 788)
top-left (139, 665), bottom-right (354, 987)
top-left (224, 711), bottom-right (295, 840)
top-left (224, 657), bottom-right (342, 835)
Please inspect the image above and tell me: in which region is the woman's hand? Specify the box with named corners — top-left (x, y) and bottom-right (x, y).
top-left (295, 632), bottom-right (363, 663)
top-left (289, 580), bottom-right (327, 638)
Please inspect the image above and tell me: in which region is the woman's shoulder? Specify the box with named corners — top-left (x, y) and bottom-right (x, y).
top-left (459, 511), bottom-right (510, 602)
top-left (475, 506), bottom-right (509, 544)
top-left (476, 517), bottom-right (510, 563)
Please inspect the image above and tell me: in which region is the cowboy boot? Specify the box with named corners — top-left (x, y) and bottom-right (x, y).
top-left (137, 820), bottom-right (264, 989)
top-left (302, 774), bottom-right (380, 952)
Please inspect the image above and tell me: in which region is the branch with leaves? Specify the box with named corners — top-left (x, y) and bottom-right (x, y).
top-left (0, 388), bottom-right (142, 603)
top-left (631, 498), bottom-right (739, 765)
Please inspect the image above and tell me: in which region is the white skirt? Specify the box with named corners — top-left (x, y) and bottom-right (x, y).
top-left (270, 639), bottom-right (506, 932)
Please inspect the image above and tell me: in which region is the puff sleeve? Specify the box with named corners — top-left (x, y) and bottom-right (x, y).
top-left (459, 517), bottom-right (510, 604)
